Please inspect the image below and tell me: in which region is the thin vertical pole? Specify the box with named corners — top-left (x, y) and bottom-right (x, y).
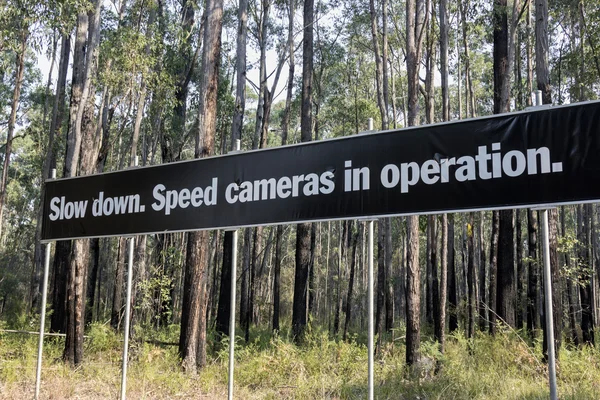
top-left (120, 236), bottom-right (135, 400)
top-left (366, 117), bottom-right (374, 400)
top-left (228, 138), bottom-right (241, 400)
top-left (534, 89), bottom-right (557, 400)
top-left (541, 211), bottom-right (558, 400)
top-left (367, 220), bottom-right (374, 400)
top-left (228, 229), bottom-right (238, 400)
top-left (120, 156), bottom-right (138, 400)
top-left (35, 169), bottom-right (56, 400)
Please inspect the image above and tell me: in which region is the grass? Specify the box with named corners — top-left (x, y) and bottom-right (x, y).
top-left (1, 323), bottom-right (599, 399)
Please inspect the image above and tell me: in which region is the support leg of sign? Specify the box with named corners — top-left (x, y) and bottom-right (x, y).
top-left (35, 168), bottom-right (56, 400)
top-left (227, 139), bottom-right (241, 400)
top-left (540, 209), bottom-right (558, 400)
top-left (367, 219), bottom-right (374, 400)
top-left (120, 236), bottom-right (135, 400)
top-left (34, 240), bottom-right (53, 399)
top-left (120, 157), bottom-right (139, 400)
top-left (227, 228), bottom-right (238, 400)
top-left (530, 90), bottom-right (557, 400)
top-left (360, 118), bottom-right (375, 400)
top-left (359, 217), bottom-right (375, 400)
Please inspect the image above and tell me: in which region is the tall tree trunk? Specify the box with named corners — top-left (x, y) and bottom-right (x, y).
top-left (239, 228), bottom-right (251, 333)
top-left (406, 215), bottom-right (421, 366)
top-left (405, 0), bottom-right (425, 368)
top-left (535, 0), bottom-right (552, 104)
top-left (467, 214), bottom-right (476, 338)
top-left (526, 0), bottom-right (533, 107)
top-left (478, 213), bottom-right (487, 331)
top-left (459, 0), bottom-right (476, 117)
top-left (333, 221), bottom-right (347, 336)
top-left (40, 35), bottom-right (71, 328)
top-left (432, 216), bottom-right (441, 343)
top-left (0, 30), bottom-right (27, 239)
top-left (488, 211), bottom-right (500, 334)
top-left (496, 210), bottom-right (515, 328)
top-left (526, 209), bottom-right (539, 335)
top-left (448, 215), bottom-right (458, 332)
top-left (369, 0), bottom-right (391, 344)
top-left (492, 0), bottom-right (514, 334)
top-left (579, 205), bottom-right (595, 344)
top-left (436, 214), bottom-right (448, 351)
top-left (426, 217), bottom-right (434, 327)
top-left (536, 0), bottom-right (563, 358)
top-left (111, 238), bottom-right (126, 329)
top-left (292, 0), bottom-right (314, 344)
top-left (516, 210), bottom-right (526, 328)
top-left (179, 0), bottom-right (223, 373)
top-left (343, 229), bottom-right (359, 340)
top-left (439, 0), bottom-right (450, 121)
top-left (493, 0), bottom-right (510, 115)
top-left (63, 1), bottom-right (101, 365)
top-left (273, 0), bottom-right (295, 333)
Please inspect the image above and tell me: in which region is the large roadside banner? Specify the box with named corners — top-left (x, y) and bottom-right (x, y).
top-left (42, 101), bottom-right (600, 241)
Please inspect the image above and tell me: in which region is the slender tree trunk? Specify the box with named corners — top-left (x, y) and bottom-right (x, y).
top-left (111, 238), bottom-right (126, 329)
top-left (405, 0), bottom-right (425, 367)
top-left (489, 211), bottom-right (500, 334)
top-left (516, 209), bottom-right (526, 328)
top-left (467, 214), bottom-right (476, 338)
top-left (240, 228), bottom-right (251, 331)
top-left (216, 231), bottom-right (233, 336)
top-left (0, 31), bottom-right (27, 240)
top-left (292, 0), bottom-right (314, 344)
top-left (527, 209), bottom-right (539, 335)
top-left (426, 218), bottom-right (434, 326)
top-left (40, 35), bottom-right (71, 329)
top-left (437, 214), bottom-right (448, 352)
top-left (272, 2), bottom-right (295, 333)
top-left (439, 0), bottom-right (450, 121)
top-left (535, 0), bottom-right (552, 104)
top-left (448, 215), bottom-right (458, 332)
top-left (459, 0), bottom-right (476, 117)
top-left (432, 217), bottom-right (441, 345)
top-left (496, 210), bottom-right (516, 328)
top-left (579, 205), bottom-right (595, 345)
top-left (179, 0), bottom-right (223, 372)
top-left (526, 0), bottom-right (533, 106)
top-left (63, 1), bottom-right (101, 366)
top-left (478, 213), bottom-right (487, 331)
top-left (343, 230), bottom-right (359, 340)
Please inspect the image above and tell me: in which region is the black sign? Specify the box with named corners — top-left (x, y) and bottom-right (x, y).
top-left (42, 101), bottom-right (600, 241)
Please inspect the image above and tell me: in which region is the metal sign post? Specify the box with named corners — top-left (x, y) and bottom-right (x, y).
top-left (227, 228), bottom-right (238, 400)
top-left (531, 90), bottom-right (558, 400)
top-left (228, 139), bottom-right (241, 400)
top-left (367, 219), bottom-right (374, 400)
top-left (540, 208), bottom-right (558, 400)
top-left (121, 156), bottom-right (138, 400)
top-left (120, 236), bottom-right (135, 400)
top-left (365, 118), bottom-right (375, 400)
top-left (35, 170), bottom-right (56, 400)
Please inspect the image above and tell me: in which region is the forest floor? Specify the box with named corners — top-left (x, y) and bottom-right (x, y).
top-left (1, 322), bottom-right (599, 399)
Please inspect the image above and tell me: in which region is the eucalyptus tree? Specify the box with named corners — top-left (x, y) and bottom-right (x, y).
top-left (405, 0), bottom-right (425, 367)
top-left (179, 0), bottom-right (224, 372)
top-left (292, 0), bottom-right (314, 344)
top-left (273, 0), bottom-right (295, 333)
top-left (216, 0), bottom-right (249, 338)
top-left (536, 0), bottom-right (564, 357)
top-left (0, 0), bottom-right (48, 240)
top-left (61, 0), bottom-right (102, 365)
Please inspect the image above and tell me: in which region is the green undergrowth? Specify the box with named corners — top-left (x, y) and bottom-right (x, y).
top-left (1, 323), bottom-right (599, 399)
